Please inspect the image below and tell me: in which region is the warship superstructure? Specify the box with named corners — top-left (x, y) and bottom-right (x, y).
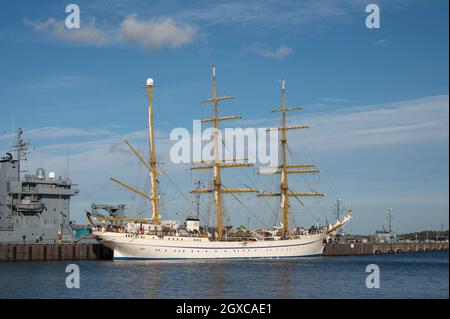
top-left (0, 128), bottom-right (79, 243)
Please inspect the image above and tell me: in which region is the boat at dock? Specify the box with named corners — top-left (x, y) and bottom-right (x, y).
top-left (92, 65), bottom-right (352, 260)
top-left (0, 129), bottom-right (79, 243)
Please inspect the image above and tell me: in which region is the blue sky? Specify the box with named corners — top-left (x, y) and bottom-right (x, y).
top-left (0, 0), bottom-right (448, 234)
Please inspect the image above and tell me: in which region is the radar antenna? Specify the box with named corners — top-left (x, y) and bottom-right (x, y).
top-left (11, 128), bottom-right (29, 179)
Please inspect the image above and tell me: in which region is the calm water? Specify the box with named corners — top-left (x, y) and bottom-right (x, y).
top-left (0, 252), bottom-right (448, 299)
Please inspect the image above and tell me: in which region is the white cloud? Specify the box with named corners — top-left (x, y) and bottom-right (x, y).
top-left (24, 15), bottom-right (198, 50)
top-left (26, 127), bottom-right (114, 140)
top-left (175, 0), bottom-right (388, 30)
top-left (178, 1), bottom-right (334, 27)
top-left (74, 0), bottom-right (412, 32)
top-left (21, 0), bottom-right (424, 50)
top-left (241, 94), bottom-right (449, 150)
top-left (24, 17), bottom-right (107, 45)
top-left (304, 95), bottom-right (449, 149)
top-left (120, 15), bottom-right (198, 49)
top-left (243, 43), bottom-right (293, 60)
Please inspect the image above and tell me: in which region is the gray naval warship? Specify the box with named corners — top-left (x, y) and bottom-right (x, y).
top-left (0, 128), bottom-right (79, 243)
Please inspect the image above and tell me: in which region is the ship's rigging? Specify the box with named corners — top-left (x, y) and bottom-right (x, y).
top-left (91, 67), bottom-right (353, 260)
top-left (103, 66), bottom-right (350, 241)
top-left (258, 80), bottom-right (324, 235)
top-left (190, 65), bottom-right (258, 240)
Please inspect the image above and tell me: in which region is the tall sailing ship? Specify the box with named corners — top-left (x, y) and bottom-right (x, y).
top-left (92, 66), bottom-right (352, 260)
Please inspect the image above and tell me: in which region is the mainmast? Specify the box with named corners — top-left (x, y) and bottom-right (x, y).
top-left (258, 80), bottom-right (324, 235)
top-left (109, 77), bottom-right (160, 224)
top-left (191, 65), bottom-right (257, 240)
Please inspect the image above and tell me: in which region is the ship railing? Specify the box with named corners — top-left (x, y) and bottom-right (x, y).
top-left (117, 228), bottom-right (206, 239)
top-left (287, 228), bottom-right (327, 238)
top-left (223, 236), bottom-right (261, 242)
top-left (255, 236), bottom-right (277, 241)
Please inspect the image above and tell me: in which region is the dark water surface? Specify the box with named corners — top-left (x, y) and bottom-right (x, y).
top-left (0, 252), bottom-right (447, 299)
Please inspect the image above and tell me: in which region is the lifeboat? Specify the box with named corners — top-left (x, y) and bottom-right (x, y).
top-left (15, 199), bottom-right (45, 213)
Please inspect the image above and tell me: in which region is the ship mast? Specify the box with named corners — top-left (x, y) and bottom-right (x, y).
top-left (12, 128), bottom-right (28, 180)
top-left (280, 80), bottom-right (289, 231)
top-left (109, 77), bottom-right (160, 224)
top-left (147, 78), bottom-right (159, 223)
top-left (258, 81), bottom-right (324, 235)
top-left (191, 65), bottom-right (257, 240)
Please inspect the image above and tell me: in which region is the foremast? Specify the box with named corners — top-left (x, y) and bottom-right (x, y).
top-left (147, 79), bottom-right (159, 223)
top-left (191, 65), bottom-right (258, 240)
top-left (109, 77), bottom-right (160, 224)
top-left (258, 80), bottom-right (324, 235)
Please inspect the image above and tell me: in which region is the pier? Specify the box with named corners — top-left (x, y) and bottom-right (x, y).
top-left (323, 242), bottom-right (449, 256)
top-left (0, 243), bottom-right (113, 262)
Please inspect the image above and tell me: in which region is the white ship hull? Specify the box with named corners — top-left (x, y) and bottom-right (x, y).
top-left (94, 231), bottom-right (326, 260)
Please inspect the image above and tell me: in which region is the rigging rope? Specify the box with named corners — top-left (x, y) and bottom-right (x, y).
top-left (224, 186), bottom-right (269, 228)
top-left (291, 192), bottom-right (321, 224)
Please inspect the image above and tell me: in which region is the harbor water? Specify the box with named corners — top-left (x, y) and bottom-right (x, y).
top-left (0, 252), bottom-right (447, 299)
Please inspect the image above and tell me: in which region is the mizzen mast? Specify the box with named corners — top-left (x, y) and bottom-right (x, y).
top-left (191, 65), bottom-right (257, 240)
top-left (258, 80), bottom-right (323, 234)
